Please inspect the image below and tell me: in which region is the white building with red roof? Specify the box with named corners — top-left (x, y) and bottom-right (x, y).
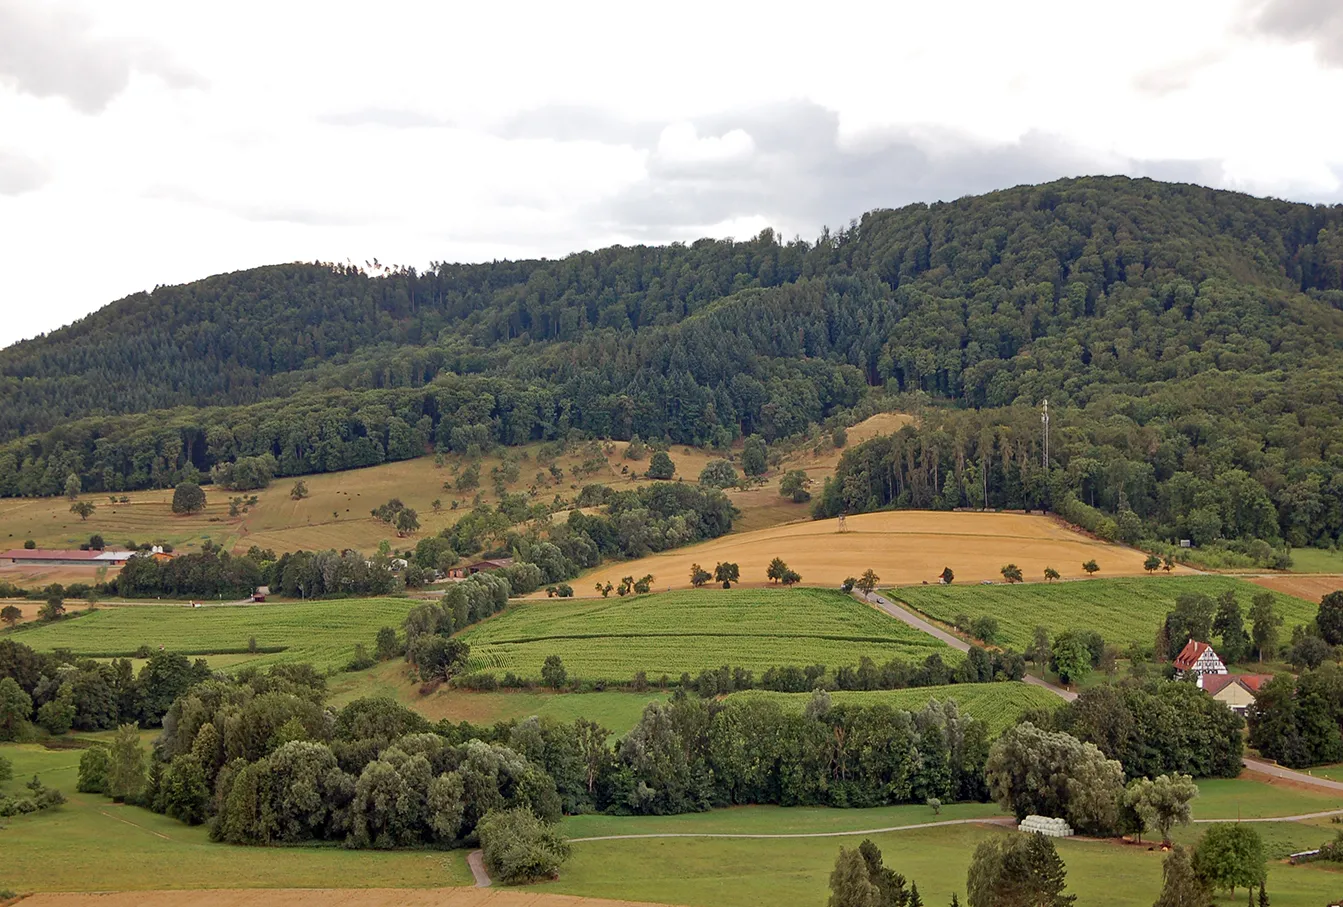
top-left (1172, 639), bottom-right (1227, 678)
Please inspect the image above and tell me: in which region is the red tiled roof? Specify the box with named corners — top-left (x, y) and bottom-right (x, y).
top-left (1173, 639), bottom-right (1210, 670)
top-left (1237, 674), bottom-right (1272, 692)
top-left (1, 549), bottom-right (101, 560)
top-left (1202, 673), bottom-right (1273, 697)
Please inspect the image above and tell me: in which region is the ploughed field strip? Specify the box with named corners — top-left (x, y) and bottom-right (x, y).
top-left (728, 682), bottom-right (1064, 736)
top-left (893, 575), bottom-right (1315, 651)
top-left (459, 588), bottom-right (955, 681)
top-left (12, 597), bottom-right (416, 672)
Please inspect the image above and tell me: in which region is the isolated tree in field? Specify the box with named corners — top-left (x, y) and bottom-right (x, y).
top-left (1144, 554), bottom-right (1162, 573)
top-left (1316, 590), bottom-right (1343, 645)
top-left (767, 557), bottom-right (790, 583)
top-left (780, 469), bottom-right (813, 503)
top-left (714, 562), bottom-right (740, 588)
top-left (107, 723), bottom-right (146, 801)
top-left (394, 507), bottom-right (420, 536)
top-left (64, 473), bottom-right (81, 499)
top-left (1000, 564), bottom-right (1023, 583)
top-left (70, 500), bottom-right (95, 521)
top-left (1043, 566), bottom-right (1061, 581)
top-left (1153, 845), bottom-right (1211, 907)
top-left (633, 574), bottom-right (653, 594)
top-left (1082, 560), bottom-right (1099, 576)
top-left (1163, 554), bottom-right (1176, 573)
top-left (940, 566), bottom-right (955, 585)
top-left (689, 564), bottom-right (711, 587)
top-left (966, 832), bottom-right (1075, 907)
top-left (290, 479), bottom-right (309, 500)
top-left (828, 845), bottom-right (879, 907)
top-left (431, 498), bottom-right (442, 513)
top-left (646, 450), bottom-right (675, 480)
top-left (1, 604), bottom-right (20, 628)
top-left (596, 582), bottom-right (613, 598)
top-left (172, 481), bottom-right (206, 515)
top-left (617, 576), bottom-right (634, 596)
top-left (856, 569), bottom-right (880, 596)
top-left (1124, 773), bottom-right (1198, 844)
top-left (1193, 824), bottom-right (1265, 898)
top-left (1248, 592), bottom-right (1281, 661)
top-left (699, 459), bottom-right (738, 489)
top-left (541, 655), bottom-right (567, 689)
top-left (781, 568), bottom-right (802, 586)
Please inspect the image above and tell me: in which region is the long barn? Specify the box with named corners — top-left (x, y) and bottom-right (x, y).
top-left (1, 549), bottom-right (134, 567)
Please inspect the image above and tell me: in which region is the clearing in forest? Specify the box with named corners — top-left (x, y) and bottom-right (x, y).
top-left (459, 588), bottom-right (955, 682)
top-left (728, 682), bottom-right (1064, 737)
top-left (574, 509), bottom-right (1176, 597)
top-left (893, 575), bottom-right (1316, 651)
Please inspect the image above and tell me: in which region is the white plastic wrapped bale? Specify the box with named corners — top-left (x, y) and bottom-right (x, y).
top-left (1018, 815), bottom-right (1073, 837)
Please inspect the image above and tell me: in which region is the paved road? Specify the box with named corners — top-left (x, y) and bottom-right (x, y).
top-left (1243, 758), bottom-right (1343, 792)
top-left (571, 816), bottom-right (1016, 842)
top-left (466, 850), bottom-right (491, 887)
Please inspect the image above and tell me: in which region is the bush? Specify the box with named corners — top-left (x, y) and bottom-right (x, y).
top-left (478, 807), bottom-right (571, 884)
top-left (78, 745), bottom-right (111, 793)
top-left (698, 459), bottom-right (738, 489)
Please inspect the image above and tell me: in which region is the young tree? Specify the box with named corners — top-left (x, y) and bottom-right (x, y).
top-left (1082, 560), bottom-right (1099, 576)
top-left (856, 569), bottom-right (880, 596)
top-left (431, 498), bottom-right (443, 513)
top-left (1029, 625), bottom-right (1052, 667)
top-left (1, 604), bottom-right (21, 628)
top-left (1193, 824), bottom-right (1266, 898)
top-left (646, 451), bottom-right (675, 480)
top-left (828, 845), bottom-right (879, 907)
top-left (1043, 566), bottom-right (1060, 581)
top-left (171, 482), bottom-right (207, 515)
top-left (780, 469), bottom-right (813, 503)
top-left (714, 562), bottom-right (740, 588)
top-left (966, 833), bottom-right (1075, 907)
top-left (940, 566), bottom-right (955, 585)
top-left (689, 564), bottom-right (712, 587)
top-left (70, 500), bottom-right (96, 521)
top-left (63, 473), bottom-right (83, 499)
top-left (541, 655), bottom-right (567, 690)
top-left (1124, 773), bottom-right (1198, 844)
top-left (596, 582), bottom-right (613, 598)
top-left (767, 557), bottom-right (790, 583)
top-left (1163, 555), bottom-right (1176, 573)
top-left (781, 568), bottom-right (802, 586)
top-left (1144, 554), bottom-right (1162, 573)
top-left (1153, 845), bottom-right (1211, 907)
top-left (290, 479), bottom-right (309, 500)
top-left (1248, 592), bottom-right (1282, 662)
top-left (633, 574), bottom-right (654, 594)
top-left (1000, 564), bottom-right (1024, 584)
top-left (107, 723), bottom-right (146, 802)
top-left (394, 507), bottom-right (420, 536)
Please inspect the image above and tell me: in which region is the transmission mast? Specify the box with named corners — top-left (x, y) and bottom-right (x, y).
top-left (1041, 399), bottom-right (1050, 470)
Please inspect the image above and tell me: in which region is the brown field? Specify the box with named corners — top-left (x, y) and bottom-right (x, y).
top-left (0, 598), bottom-right (96, 625)
top-left (0, 562), bottom-right (121, 588)
top-left (21, 890), bottom-right (675, 907)
top-left (574, 509), bottom-right (1190, 595)
top-left (1247, 574), bottom-right (1343, 602)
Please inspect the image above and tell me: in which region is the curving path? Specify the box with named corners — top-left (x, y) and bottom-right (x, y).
top-left (466, 849), bottom-right (492, 887)
top-left (571, 816), bottom-right (1016, 842)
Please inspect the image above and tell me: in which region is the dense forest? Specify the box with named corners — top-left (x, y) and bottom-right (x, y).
top-left (3, 176), bottom-right (1342, 548)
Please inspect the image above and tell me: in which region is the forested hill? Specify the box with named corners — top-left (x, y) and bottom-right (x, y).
top-left (3, 176), bottom-right (1343, 549)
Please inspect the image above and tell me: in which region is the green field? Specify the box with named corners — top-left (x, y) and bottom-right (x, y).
top-left (1194, 777), bottom-right (1343, 819)
top-left (564, 802), bottom-right (1006, 838)
top-left (893, 576), bottom-right (1316, 651)
top-left (1289, 547), bottom-right (1343, 573)
top-left (11, 598), bottom-right (414, 673)
top-left (728, 682), bottom-right (1064, 736)
top-left (0, 743), bottom-right (473, 892)
top-left (541, 822), bottom-right (1343, 907)
top-left (459, 588), bottom-right (957, 681)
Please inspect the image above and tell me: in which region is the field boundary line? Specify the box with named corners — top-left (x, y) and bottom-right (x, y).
top-left (98, 808), bottom-right (171, 840)
top-left (570, 815), bottom-right (1015, 841)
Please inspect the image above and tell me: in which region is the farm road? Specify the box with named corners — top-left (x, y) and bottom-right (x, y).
top-left (571, 816), bottom-right (1016, 842)
top-left (467, 849), bottom-right (492, 887)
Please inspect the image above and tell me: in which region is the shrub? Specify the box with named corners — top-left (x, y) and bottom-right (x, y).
top-left (78, 745), bottom-right (111, 793)
top-left (478, 807), bottom-right (571, 884)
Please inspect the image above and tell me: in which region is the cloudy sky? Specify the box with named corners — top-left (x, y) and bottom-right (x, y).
top-left (2, 0), bottom-right (1342, 349)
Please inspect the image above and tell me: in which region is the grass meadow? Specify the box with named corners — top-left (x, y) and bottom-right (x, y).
top-left (728, 682), bottom-right (1064, 736)
top-left (10, 597), bottom-right (414, 672)
top-left (458, 588), bottom-right (956, 681)
top-left (893, 575), bottom-right (1316, 651)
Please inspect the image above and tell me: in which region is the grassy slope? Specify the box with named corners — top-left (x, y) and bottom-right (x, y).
top-left (0, 743), bottom-right (473, 892)
top-left (459, 588), bottom-right (956, 681)
top-left (728, 683), bottom-right (1063, 737)
top-left (1288, 548), bottom-right (1343, 573)
top-left (12, 598), bottom-right (415, 672)
top-left (1193, 777), bottom-right (1343, 819)
top-left (893, 576), bottom-right (1315, 651)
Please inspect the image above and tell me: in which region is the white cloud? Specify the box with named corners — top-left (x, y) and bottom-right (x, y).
top-left (1, 0), bottom-right (1342, 349)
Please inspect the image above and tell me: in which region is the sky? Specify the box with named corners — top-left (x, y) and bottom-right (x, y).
top-left (2, 0), bottom-right (1343, 349)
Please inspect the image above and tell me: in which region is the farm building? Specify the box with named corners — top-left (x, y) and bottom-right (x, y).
top-left (1173, 640), bottom-right (1227, 678)
top-left (1, 548), bottom-right (133, 567)
top-left (446, 557), bottom-right (514, 579)
top-left (1199, 673), bottom-right (1272, 714)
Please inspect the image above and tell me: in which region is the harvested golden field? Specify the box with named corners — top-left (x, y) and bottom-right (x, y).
top-left (0, 598), bottom-right (95, 624)
top-left (576, 510), bottom-right (1187, 595)
top-left (0, 561), bottom-right (121, 588)
top-left (1247, 573), bottom-right (1343, 603)
top-left (20, 891), bottom-right (674, 907)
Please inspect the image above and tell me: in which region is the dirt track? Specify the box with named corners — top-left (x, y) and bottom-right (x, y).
top-left (20, 890), bottom-right (674, 907)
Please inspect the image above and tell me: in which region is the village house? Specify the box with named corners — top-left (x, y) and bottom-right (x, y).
top-left (1198, 673), bottom-right (1272, 715)
top-left (1172, 639), bottom-right (1227, 678)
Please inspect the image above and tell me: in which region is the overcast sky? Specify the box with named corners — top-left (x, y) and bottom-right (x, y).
top-left (2, 0), bottom-right (1342, 349)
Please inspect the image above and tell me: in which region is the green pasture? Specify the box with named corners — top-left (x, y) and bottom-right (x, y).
top-left (893, 576), bottom-right (1315, 651)
top-left (728, 682), bottom-right (1063, 736)
top-left (459, 588), bottom-right (956, 681)
top-left (11, 598), bottom-right (415, 673)
top-left (1288, 547), bottom-right (1343, 573)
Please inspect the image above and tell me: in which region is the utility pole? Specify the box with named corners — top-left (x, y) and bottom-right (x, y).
top-left (1041, 399), bottom-right (1050, 470)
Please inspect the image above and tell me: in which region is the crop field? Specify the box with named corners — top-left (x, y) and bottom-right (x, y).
top-left (728, 682), bottom-right (1064, 736)
top-left (11, 597), bottom-right (414, 672)
top-left (572, 509), bottom-right (1181, 599)
top-left (1249, 572), bottom-right (1342, 603)
top-left (893, 576), bottom-right (1316, 651)
top-left (459, 588), bottom-right (956, 681)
